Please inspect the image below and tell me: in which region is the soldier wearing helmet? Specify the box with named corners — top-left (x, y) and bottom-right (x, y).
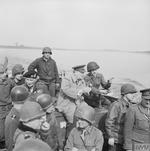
top-left (36, 94), bottom-right (66, 151)
top-left (65, 102), bottom-right (104, 151)
top-left (5, 86), bottom-right (29, 151)
top-left (13, 138), bottom-right (52, 151)
top-left (13, 101), bottom-right (49, 148)
top-left (0, 57), bottom-right (15, 149)
top-left (85, 61), bottom-right (112, 90)
top-left (105, 83), bottom-right (137, 151)
top-left (28, 47), bottom-right (60, 97)
top-left (11, 64), bottom-right (25, 86)
top-left (84, 61), bottom-right (113, 109)
top-left (124, 88), bottom-right (150, 151)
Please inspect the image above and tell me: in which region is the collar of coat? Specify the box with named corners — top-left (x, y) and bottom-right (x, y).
top-left (18, 122), bottom-right (38, 134)
top-left (138, 104), bottom-right (150, 118)
top-left (120, 97), bottom-right (130, 108)
top-left (42, 56), bottom-right (52, 62)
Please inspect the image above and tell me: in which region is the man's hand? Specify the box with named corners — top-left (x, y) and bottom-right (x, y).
top-left (77, 87), bottom-right (91, 96)
top-left (72, 147), bottom-right (78, 151)
top-left (108, 77), bottom-right (114, 83)
top-left (55, 83), bottom-right (60, 89)
top-left (108, 138), bottom-right (115, 146)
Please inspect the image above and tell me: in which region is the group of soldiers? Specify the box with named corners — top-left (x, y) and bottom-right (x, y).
top-left (0, 47), bottom-right (150, 151)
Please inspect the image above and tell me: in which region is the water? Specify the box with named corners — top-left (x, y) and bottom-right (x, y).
top-left (0, 48), bottom-right (150, 87)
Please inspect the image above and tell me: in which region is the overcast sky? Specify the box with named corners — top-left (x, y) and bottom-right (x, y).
top-left (0, 0), bottom-right (150, 50)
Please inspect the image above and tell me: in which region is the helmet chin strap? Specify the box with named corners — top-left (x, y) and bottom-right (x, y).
top-left (123, 95), bottom-right (129, 102)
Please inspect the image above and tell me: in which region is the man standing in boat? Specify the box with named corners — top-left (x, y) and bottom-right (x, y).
top-left (28, 47), bottom-right (60, 97)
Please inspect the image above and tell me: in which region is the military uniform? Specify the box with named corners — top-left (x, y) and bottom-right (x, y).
top-left (13, 123), bottom-right (41, 148)
top-left (124, 104), bottom-right (150, 150)
top-left (65, 126), bottom-right (104, 151)
top-left (124, 88), bottom-right (150, 150)
top-left (105, 98), bottom-right (130, 151)
top-left (84, 73), bottom-right (111, 90)
top-left (28, 56), bottom-right (59, 97)
top-left (5, 86), bottom-right (29, 151)
top-left (56, 67), bottom-right (86, 123)
top-left (56, 65), bottom-right (88, 138)
top-left (65, 102), bottom-right (104, 151)
top-left (5, 108), bottom-right (20, 151)
top-left (0, 78), bottom-right (14, 143)
top-left (13, 138), bottom-right (52, 151)
top-left (41, 111), bottom-right (67, 151)
top-left (13, 101), bottom-right (46, 149)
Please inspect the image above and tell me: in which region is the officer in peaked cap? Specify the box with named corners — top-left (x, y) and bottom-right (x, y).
top-left (56, 64), bottom-right (88, 138)
top-left (23, 70), bottom-right (37, 79)
top-left (124, 88), bottom-right (150, 150)
top-left (72, 65), bottom-right (86, 73)
top-left (140, 88), bottom-right (150, 99)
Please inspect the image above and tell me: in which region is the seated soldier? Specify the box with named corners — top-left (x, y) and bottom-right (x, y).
top-left (65, 102), bottom-right (104, 151)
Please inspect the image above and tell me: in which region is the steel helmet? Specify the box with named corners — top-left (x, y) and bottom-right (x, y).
top-left (87, 61), bottom-right (100, 72)
top-left (36, 94), bottom-right (53, 111)
top-left (121, 83), bottom-right (137, 95)
top-left (42, 47), bottom-right (52, 55)
top-left (11, 86), bottom-right (29, 103)
top-left (13, 138), bottom-right (52, 151)
top-left (75, 102), bottom-right (95, 124)
top-left (12, 64), bottom-right (24, 77)
top-left (20, 101), bottom-right (45, 123)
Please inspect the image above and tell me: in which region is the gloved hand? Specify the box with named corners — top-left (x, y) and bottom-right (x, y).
top-left (107, 77), bottom-right (114, 83)
top-left (108, 138), bottom-right (115, 146)
top-left (77, 87), bottom-right (91, 96)
top-left (55, 83), bottom-right (60, 90)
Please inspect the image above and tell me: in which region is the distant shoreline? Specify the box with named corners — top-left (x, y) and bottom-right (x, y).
top-left (0, 45), bottom-right (150, 54)
top-left (0, 45), bottom-right (41, 50)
